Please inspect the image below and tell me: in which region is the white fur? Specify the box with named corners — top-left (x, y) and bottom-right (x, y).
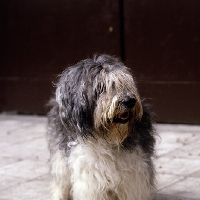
top-left (51, 138), bottom-right (153, 200)
top-left (50, 150), bottom-right (71, 200)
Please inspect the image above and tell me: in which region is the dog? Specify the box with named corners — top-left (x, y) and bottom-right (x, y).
top-left (47, 54), bottom-right (156, 200)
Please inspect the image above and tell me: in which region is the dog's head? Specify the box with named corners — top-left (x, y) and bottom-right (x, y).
top-left (56, 54), bottom-right (143, 145)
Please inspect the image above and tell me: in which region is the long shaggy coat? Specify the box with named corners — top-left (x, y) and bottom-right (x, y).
top-left (47, 54), bottom-right (156, 200)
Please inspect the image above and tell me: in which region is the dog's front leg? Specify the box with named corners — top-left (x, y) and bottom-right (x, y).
top-left (71, 180), bottom-right (114, 200)
top-left (50, 151), bottom-right (72, 200)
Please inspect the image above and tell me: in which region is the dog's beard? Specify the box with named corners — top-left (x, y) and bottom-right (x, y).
top-left (108, 122), bottom-right (131, 146)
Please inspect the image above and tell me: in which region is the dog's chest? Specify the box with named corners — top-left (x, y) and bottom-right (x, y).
top-left (67, 140), bottom-right (151, 195)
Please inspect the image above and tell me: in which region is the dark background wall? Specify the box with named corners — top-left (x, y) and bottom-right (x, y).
top-left (124, 0), bottom-right (200, 124)
top-left (0, 0), bottom-right (200, 124)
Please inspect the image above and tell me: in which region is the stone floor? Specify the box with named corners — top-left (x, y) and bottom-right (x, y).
top-left (0, 114), bottom-right (200, 200)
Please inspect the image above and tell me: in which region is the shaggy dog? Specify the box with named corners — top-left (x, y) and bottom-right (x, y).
top-left (47, 54), bottom-right (156, 200)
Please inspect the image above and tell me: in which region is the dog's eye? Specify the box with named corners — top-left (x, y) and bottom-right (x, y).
top-left (112, 82), bottom-right (115, 90)
top-left (95, 84), bottom-right (105, 99)
top-left (101, 84), bottom-right (106, 94)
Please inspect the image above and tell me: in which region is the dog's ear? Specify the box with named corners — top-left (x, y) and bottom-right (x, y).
top-left (135, 103), bottom-right (156, 155)
top-left (56, 69), bottom-right (94, 138)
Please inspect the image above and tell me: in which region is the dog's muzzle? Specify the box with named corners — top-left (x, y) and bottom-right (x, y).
top-left (113, 95), bottom-right (136, 124)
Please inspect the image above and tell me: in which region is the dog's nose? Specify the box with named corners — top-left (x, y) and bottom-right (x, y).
top-left (122, 96), bottom-right (136, 108)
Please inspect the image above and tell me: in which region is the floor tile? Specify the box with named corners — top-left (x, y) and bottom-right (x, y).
top-left (0, 159), bottom-right (48, 180)
top-left (160, 177), bottom-right (200, 199)
top-left (155, 157), bottom-right (200, 176)
top-left (156, 173), bottom-right (184, 190)
top-left (0, 175), bottom-right (51, 200)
